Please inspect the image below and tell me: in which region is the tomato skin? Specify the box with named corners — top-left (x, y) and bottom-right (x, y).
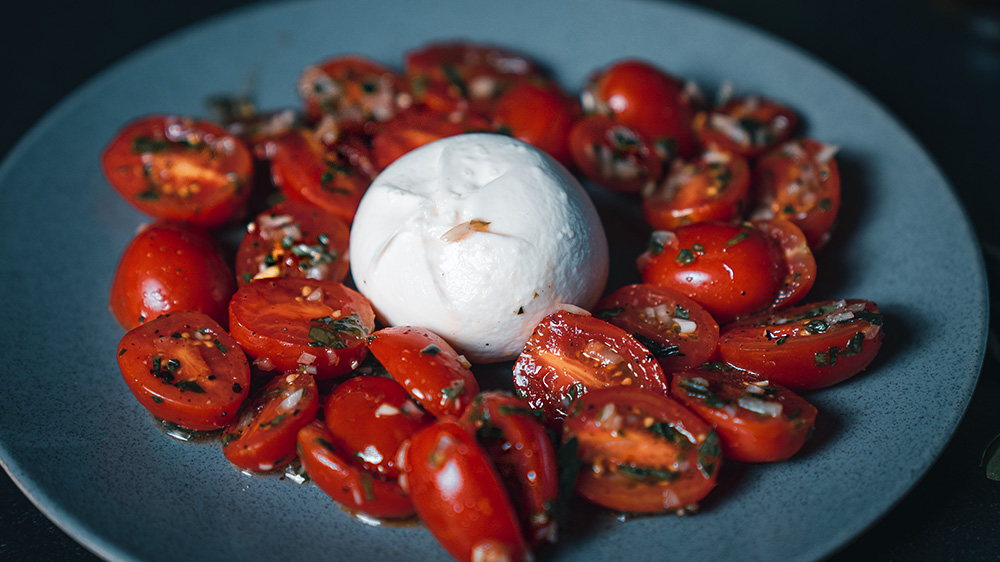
top-left (692, 95), bottom-right (799, 159)
top-left (670, 369), bottom-right (817, 462)
top-left (370, 106), bottom-right (491, 171)
top-left (752, 218), bottom-right (816, 309)
top-left (297, 420), bottom-right (415, 519)
top-left (117, 311), bottom-right (250, 431)
top-left (324, 375), bottom-right (433, 479)
top-left (563, 387), bottom-right (721, 513)
top-left (228, 278), bottom-right (374, 378)
top-left (401, 419), bottom-right (529, 562)
top-left (492, 80), bottom-right (579, 168)
top-left (751, 138), bottom-right (841, 250)
top-left (109, 221), bottom-right (237, 331)
top-left (367, 326), bottom-right (480, 418)
top-left (593, 284), bottom-right (720, 373)
top-left (583, 59), bottom-right (700, 159)
top-left (568, 115), bottom-right (663, 194)
top-left (512, 311), bottom-right (669, 425)
top-left (235, 200), bottom-right (350, 286)
top-left (641, 150), bottom-right (751, 230)
top-left (460, 392), bottom-right (559, 547)
top-left (297, 54), bottom-right (402, 126)
top-left (101, 115), bottom-right (253, 227)
top-left (636, 221), bottom-right (786, 324)
top-left (718, 299), bottom-right (884, 391)
top-left (222, 371), bottom-right (320, 471)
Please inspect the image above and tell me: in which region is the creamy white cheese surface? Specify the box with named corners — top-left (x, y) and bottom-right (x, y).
top-left (350, 133), bottom-right (609, 363)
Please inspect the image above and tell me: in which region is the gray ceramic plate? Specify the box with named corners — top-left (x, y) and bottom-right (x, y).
top-left (0, 0), bottom-right (987, 561)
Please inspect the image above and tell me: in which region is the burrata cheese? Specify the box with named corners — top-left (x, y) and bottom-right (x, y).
top-left (349, 133), bottom-right (609, 363)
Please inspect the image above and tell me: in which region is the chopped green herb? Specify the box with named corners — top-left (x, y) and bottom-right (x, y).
top-left (804, 319), bottom-right (830, 334)
top-left (814, 346), bottom-right (839, 368)
top-left (260, 413), bottom-right (287, 430)
top-left (316, 437), bottom-right (336, 453)
top-left (674, 305), bottom-right (690, 320)
top-left (632, 333), bottom-right (683, 358)
top-left (441, 380), bottom-right (466, 404)
top-left (776, 334), bottom-right (789, 345)
top-left (308, 313), bottom-right (368, 348)
top-left (151, 395), bottom-right (163, 404)
top-left (648, 234), bottom-right (666, 255)
top-left (173, 379), bottom-right (205, 393)
top-left (420, 344), bottom-right (441, 355)
top-left (647, 422), bottom-right (684, 443)
top-left (595, 307), bottom-right (624, 320)
top-left (724, 230), bottom-right (750, 248)
top-left (616, 464), bottom-right (678, 482)
top-left (676, 248), bottom-right (697, 265)
top-left (818, 198), bottom-right (832, 211)
top-left (840, 332), bottom-right (865, 358)
top-left (854, 310), bottom-right (884, 326)
top-left (696, 431), bottom-right (721, 478)
top-left (222, 433), bottom-right (238, 447)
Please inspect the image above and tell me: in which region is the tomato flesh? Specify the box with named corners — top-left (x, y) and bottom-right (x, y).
top-left (692, 95), bottom-right (799, 159)
top-left (568, 115), bottom-right (663, 194)
top-left (642, 150), bottom-right (750, 230)
top-left (297, 54), bottom-right (402, 126)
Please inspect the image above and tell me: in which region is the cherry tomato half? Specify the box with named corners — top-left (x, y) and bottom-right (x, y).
top-left (670, 368), bottom-right (817, 462)
top-left (297, 420), bottom-right (415, 519)
top-left (593, 284), bottom-right (720, 373)
top-left (512, 311), bottom-right (669, 425)
top-left (492, 80), bottom-right (579, 168)
top-left (222, 371), bottom-right (320, 472)
top-left (228, 278), bottom-right (374, 378)
top-left (367, 326), bottom-right (480, 418)
top-left (641, 150), bottom-right (750, 230)
top-left (563, 387), bottom-right (721, 513)
top-left (109, 221), bottom-right (236, 330)
top-left (752, 218), bottom-right (816, 309)
top-left (370, 106), bottom-right (492, 171)
top-left (117, 311), bottom-right (250, 430)
top-left (101, 115), bottom-right (253, 227)
top-left (636, 221), bottom-right (786, 324)
top-left (718, 299), bottom-right (884, 391)
top-left (400, 419), bottom-right (529, 562)
top-left (297, 54), bottom-right (402, 126)
top-left (568, 115), bottom-right (663, 194)
top-left (692, 95), bottom-right (799, 159)
top-left (235, 200), bottom-right (350, 286)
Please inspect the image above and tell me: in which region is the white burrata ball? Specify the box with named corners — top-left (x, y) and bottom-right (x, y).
top-left (349, 133), bottom-right (609, 363)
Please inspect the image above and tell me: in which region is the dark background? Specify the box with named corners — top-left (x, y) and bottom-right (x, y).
top-left (2, 0), bottom-right (998, 560)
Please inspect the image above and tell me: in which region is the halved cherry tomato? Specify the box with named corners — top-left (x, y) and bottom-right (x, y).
top-left (324, 375), bottom-right (433, 479)
top-left (718, 299), bottom-right (884, 391)
top-left (750, 138), bottom-right (841, 250)
top-left (692, 95), bottom-right (799, 159)
top-left (568, 115), bottom-right (663, 194)
top-left (492, 80), bottom-right (579, 168)
top-left (297, 420), bottom-right (415, 519)
top-left (228, 278), bottom-right (374, 378)
top-left (636, 221), bottom-right (786, 324)
top-left (512, 311), bottom-right (669, 425)
top-left (222, 371), bottom-right (319, 471)
top-left (400, 419), bottom-right (529, 562)
top-left (582, 59), bottom-right (700, 159)
top-left (266, 128), bottom-right (371, 224)
top-left (563, 387), bottom-right (721, 513)
top-left (752, 218), bottom-right (816, 309)
top-left (641, 150), bottom-right (750, 230)
top-left (404, 41), bottom-right (543, 116)
top-left (370, 106), bottom-right (491, 170)
top-left (297, 54), bottom-right (402, 126)
top-left (109, 221), bottom-right (236, 330)
top-left (101, 115), bottom-right (253, 227)
top-left (460, 392), bottom-right (559, 547)
top-left (593, 284), bottom-right (720, 372)
top-left (367, 326), bottom-right (480, 418)
top-left (670, 368), bottom-right (817, 462)
top-left (117, 311), bottom-right (249, 430)
top-left (235, 201), bottom-right (350, 286)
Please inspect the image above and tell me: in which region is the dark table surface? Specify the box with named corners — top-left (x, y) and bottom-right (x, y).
top-left (2, 0), bottom-right (998, 560)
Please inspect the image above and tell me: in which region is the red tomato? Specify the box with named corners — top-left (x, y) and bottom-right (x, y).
top-left (235, 201), bottom-right (350, 286)
top-left (297, 54), bottom-right (402, 126)
top-left (593, 284), bottom-right (720, 372)
top-left (636, 221), bottom-right (786, 324)
top-left (568, 115), bottom-right (663, 194)
top-left (367, 326), bottom-right (480, 418)
top-left (109, 221), bottom-right (236, 330)
top-left (117, 311), bottom-right (249, 430)
top-left (492, 80), bottom-right (579, 168)
top-left (324, 375), bottom-right (433, 479)
top-left (222, 371), bottom-right (320, 471)
top-left (670, 369), bottom-right (817, 462)
top-left (228, 278), bottom-right (374, 378)
top-left (718, 299), bottom-right (884, 391)
top-left (370, 106), bottom-right (492, 170)
top-left (400, 419), bottom-right (529, 562)
top-left (460, 392), bottom-right (559, 547)
top-left (297, 420), bottom-right (415, 519)
top-left (404, 41), bottom-right (544, 116)
top-left (751, 138), bottom-right (841, 250)
top-left (582, 59), bottom-right (700, 159)
top-left (511, 311), bottom-right (669, 425)
top-left (641, 150), bottom-right (751, 230)
top-left (266, 128), bottom-right (371, 224)
top-left (752, 218), bottom-right (816, 309)
top-left (563, 387), bottom-right (721, 513)
top-left (692, 95), bottom-right (799, 159)
top-left (101, 115), bottom-right (253, 227)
